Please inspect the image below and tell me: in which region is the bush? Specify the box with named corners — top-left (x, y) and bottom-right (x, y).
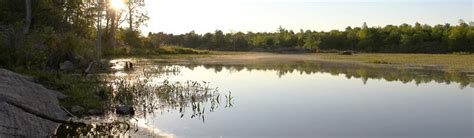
top-left (60, 32), bottom-right (96, 59)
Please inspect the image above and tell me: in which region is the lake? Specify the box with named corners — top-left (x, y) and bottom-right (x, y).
top-left (60, 60), bottom-right (474, 138)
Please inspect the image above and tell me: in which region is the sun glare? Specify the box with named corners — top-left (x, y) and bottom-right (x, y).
top-left (110, 0), bottom-right (126, 10)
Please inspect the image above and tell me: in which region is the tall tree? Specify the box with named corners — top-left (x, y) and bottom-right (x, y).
top-left (23, 0), bottom-right (31, 34)
top-left (108, 8), bottom-right (116, 48)
top-left (126, 0), bottom-right (148, 31)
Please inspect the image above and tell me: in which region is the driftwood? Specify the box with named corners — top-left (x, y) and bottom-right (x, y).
top-left (82, 61), bottom-right (95, 76)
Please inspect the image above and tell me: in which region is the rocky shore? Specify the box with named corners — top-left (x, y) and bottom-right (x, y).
top-left (0, 69), bottom-right (68, 137)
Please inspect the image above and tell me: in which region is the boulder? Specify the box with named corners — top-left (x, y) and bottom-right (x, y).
top-left (87, 109), bottom-right (104, 116)
top-left (0, 68), bottom-right (68, 137)
top-left (115, 106), bottom-right (135, 115)
top-left (60, 60), bottom-right (75, 72)
top-left (69, 105), bottom-right (84, 115)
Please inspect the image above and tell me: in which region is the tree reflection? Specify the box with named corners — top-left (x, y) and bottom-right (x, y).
top-left (186, 62), bottom-right (474, 89)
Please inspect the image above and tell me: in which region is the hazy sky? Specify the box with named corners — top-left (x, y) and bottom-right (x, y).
top-left (141, 0), bottom-right (472, 34)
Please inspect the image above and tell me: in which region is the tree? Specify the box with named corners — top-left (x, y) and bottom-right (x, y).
top-left (212, 30), bottom-right (225, 49)
top-left (108, 3), bottom-right (117, 48)
top-left (126, 0), bottom-right (148, 31)
top-left (23, 0), bottom-right (31, 34)
top-left (145, 22), bottom-right (473, 53)
top-left (303, 34), bottom-right (321, 50)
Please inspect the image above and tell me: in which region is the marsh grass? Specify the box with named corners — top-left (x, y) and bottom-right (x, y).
top-left (106, 45), bottom-right (210, 59)
top-left (320, 53), bottom-right (474, 71)
top-left (111, 76), bottom-right (233, 120)
top-left (156, 45), bottom-right (209, 55)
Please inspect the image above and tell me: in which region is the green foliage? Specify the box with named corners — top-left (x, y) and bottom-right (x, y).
top-left (123, 29), bottom-right (143, 47)
top-left (13, 69), bottom-right (110, 110)
top-left (107, 45), bottom-right (209, 57)
top-left (302, 33), bottom-right (321, 50)
top-left (148, 22), bottom-right (474, 53)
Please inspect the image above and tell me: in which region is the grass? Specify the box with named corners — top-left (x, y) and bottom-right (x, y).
top-left (156, 45), bottom-right (209, 55)
top-left (107, 45), bottom-right (210, 58)
top-left (14, 68), bottom-right (111, 113)
top-left (155, 51), bottom-right (473, 72)
top-left (318, 53), bottom-right (474, 71)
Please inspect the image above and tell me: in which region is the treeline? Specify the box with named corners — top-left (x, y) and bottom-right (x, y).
top-left (146, 22), bottom-right (474, 53)
top-left (0, 0), bottom-right (148, 70)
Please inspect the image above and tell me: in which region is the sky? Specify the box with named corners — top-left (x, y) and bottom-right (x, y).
top-left (141, 0), bottom-right (473, 34)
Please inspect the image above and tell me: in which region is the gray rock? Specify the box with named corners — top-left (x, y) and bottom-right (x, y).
top-left (51, 90), bottom-right (68, 101)
top-left (115, 106), bottom-right (135, 115)
top-left (87, 109), bottom-right (103, 116)
top-left (0, 68), bottom-right (68, 137)
top-left (60, 60), bottom-right (75, 72)
top-left (74, 55), bottom-right (88, 68)
top-left (70, 105), bottom-right (84, 114)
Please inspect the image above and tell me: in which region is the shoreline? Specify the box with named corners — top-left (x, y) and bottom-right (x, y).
top-left (1, 52), bottom-right (472, 136)
top-left (134, 52), bottom-right (474, 73)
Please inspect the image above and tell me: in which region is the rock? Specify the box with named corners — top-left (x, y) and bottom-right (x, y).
top-left (52, 90), bottom-right (68, 101)
top-left (115, 106), bottom-right (135, 115)
top-left (0, 68), bottom-right (68, 137)
top-left (60, 60), bottom-right (75, 72)
top-left (70, 105), bottom-right (84, 114)
top-left (87, 109), bottom-right (103, 116)
top-left (74, 55), bottom-right (88, 68)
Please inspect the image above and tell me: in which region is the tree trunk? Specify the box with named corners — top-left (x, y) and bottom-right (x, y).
top-left (23, 0), bottom-right (31, 35)
top-left (128, 2), bottom-right (133, 30)
top-left (109, 11), bottom-right (116, 48)
top-left (96, 3), bottom-right (102, 61)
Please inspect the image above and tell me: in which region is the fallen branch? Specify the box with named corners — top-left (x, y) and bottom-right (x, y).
top-left (83, 61), bottom-right (95, 76)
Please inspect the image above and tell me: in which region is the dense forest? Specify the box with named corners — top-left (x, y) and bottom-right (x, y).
top-left (147, 22), bottom-right (474, 53)
top-left (0, 0), bottom-right (148, 70)
top-left (0, 0), bottom-right (473, 71)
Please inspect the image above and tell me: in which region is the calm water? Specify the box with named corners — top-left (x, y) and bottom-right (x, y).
top-left (133, 63), bottom-right (474, 138)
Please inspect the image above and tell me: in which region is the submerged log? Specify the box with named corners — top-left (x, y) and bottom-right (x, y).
top-left (124, 61), bottom-right (134, 70)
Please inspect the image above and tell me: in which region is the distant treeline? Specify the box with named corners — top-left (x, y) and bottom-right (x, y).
top-left (146, 22), bottom-right (474, 53)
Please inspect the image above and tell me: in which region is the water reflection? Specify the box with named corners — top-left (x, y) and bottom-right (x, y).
top-left (57, 59), bottom-right (473, 137)
top-left (56, 61), bottom-right (233, 137)
top-left (112, 78), bottom-right (233, 120)
top-left (177, 62), bottom-right (474, 89)
top-left (146, 63), bottom-right (472, 137)
top-left (55, 117), bottom-right (174, 137)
